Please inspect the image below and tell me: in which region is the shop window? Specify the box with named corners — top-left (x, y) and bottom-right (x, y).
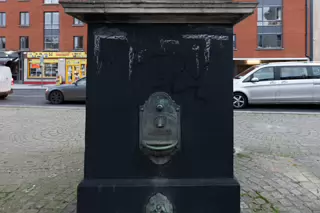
top-left (73, 18), bottom-right (84, 26)
top-left (29, 64), bottom-right (41, 78)
top-left (0, 12), bottom-right (6, 27)
top-left (74, 36), bottom-right (84, 50)
top-left (28, 60), bottom-right (58, 78)
top-left (66, 59), bottom-right (87, 84)
top-left (44, 12), bottom-right (59, 50)
top-left (20, 12), bottom-right (30, 26)
top-left (44, 63), bottom-right (58, 77)
top-left (20, 36), bottom-right (29, 50)
top-left (0, 37), bottom-right (5, 49)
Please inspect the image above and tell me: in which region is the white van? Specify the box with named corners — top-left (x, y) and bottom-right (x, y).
top-left (233, 62), bottom-right (320, 109)
top-left (0, 66), bottom-right (13, 99)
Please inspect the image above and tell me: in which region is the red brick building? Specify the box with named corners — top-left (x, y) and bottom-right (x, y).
top-left (234, 0), bottom-right (310, 74)
top-left (0, 0), bottom-right (310, 83)
top-left (0, 0), bottom-right (87, 52)
top-left (0, 0), bottom-right (87, 84)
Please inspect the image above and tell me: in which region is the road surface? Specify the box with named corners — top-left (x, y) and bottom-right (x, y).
top-left (0, 89), bottom-right (85, 108)
top-left (2, 89), bottom-right (320, 114)
top-left (237, 104), bottom-right (320, 113)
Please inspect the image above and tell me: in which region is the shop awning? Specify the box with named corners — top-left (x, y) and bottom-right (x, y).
top-left (0, 58), bottom-right (12, 65)
top-left (0, 51), bottom-right (20, 65)
top-left (0, 51), bottom-right (20, 58)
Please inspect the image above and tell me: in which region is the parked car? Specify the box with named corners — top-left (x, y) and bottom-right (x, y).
top-left (233, 62), bottom-right (320, 109)
top-left (45, 77), bottom-right (86, 104)
top-left (0, 65), bottom-right (13, 99)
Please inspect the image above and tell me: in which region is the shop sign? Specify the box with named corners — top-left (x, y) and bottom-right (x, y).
top-left (66, 59), bottom-right (87, 65)
top-left (31, 64), bottom-right (40, 68)
top-left (29, 59), bottom-right (59, 64)
top-left (27, 52), bottom-right (87, 59)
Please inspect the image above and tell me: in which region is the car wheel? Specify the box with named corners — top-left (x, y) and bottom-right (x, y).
top-left (49, 90), bottom-right (64, 104)
top-left (233, 92), bottom-right (248, 109)
top-left (0, 94), bottom-right (8, 99)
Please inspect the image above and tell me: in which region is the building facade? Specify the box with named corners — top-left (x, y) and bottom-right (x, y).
top-left (313, 0), bottom-right (320, 61)
top-left (234, 0), bottom-right (311, 74)
top-left (0, 0), bottom-right (87, 84)
top-left (0, 0), bottom-right (312, 83)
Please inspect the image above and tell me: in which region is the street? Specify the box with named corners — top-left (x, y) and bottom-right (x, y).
top-left (0, 89), bottom-right (85, 108)
top-left (2, 89), bottom-right (320, 114)
top-left (237, 104), bottom-right (320, 114)
top-left (0, 107), bottom-right (320, 212)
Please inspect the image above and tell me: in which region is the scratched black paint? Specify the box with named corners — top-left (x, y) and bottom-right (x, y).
top-left (79, 24), bottom-right (239, 213)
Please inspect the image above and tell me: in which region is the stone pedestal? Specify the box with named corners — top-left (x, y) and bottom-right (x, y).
top-left (60, 1), bottom-right (257, 213)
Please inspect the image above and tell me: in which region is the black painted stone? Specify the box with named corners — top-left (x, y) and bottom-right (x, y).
top-left (78, 24), bottom-right (239, 213)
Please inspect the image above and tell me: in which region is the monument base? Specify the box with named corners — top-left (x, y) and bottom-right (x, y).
top-left (77, 178), bottom-right (240, 213)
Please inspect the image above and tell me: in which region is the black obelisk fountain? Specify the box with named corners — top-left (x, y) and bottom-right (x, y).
top-left (60, 0), bottom-right (257, 212)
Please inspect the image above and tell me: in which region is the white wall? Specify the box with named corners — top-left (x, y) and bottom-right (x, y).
top-left (58, 59), bottom-right (66, 81)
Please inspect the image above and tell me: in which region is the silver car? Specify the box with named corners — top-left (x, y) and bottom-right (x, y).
top-left (233, 62), bottom-right (320, 109)
top-left (45, 77), bottom-right (86, 104)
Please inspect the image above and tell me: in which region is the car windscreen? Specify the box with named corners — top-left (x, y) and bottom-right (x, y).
top-left (234, 65), bottom-right (259, 79)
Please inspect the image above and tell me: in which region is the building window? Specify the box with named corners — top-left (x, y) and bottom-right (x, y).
top-left (74, 36), bottom-right (84, 50)
top-left (0, 12), bottom-right (6, 27)
top-left (0, 37), bottom-right (5, 49)
top-left (73, 18), bottom-right (84, 26)
top-left (44, 12), bottom-right (60, 50)
top-left (233, 34), bottom-right (236, 49)
top-left (20, 36), bottom-right (29, 50)
top-left (257, 0), bottom-right (283, 49)
top-left (44, 0), bottom-right (59, 4)
top-left (20, 12), bottom-right (30, 26)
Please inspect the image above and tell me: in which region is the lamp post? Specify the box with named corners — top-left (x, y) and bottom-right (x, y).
top-left (40, 55), bottom-right (44, 87)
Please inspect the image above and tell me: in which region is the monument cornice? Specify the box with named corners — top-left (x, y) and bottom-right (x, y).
top-left (60, 0), bottom-right (258, 24)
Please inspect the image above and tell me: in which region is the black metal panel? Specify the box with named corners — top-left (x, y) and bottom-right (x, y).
top-left (77, 178), bottom-right (240, 213)
top-left (85, 24), bottom-right (234, 179)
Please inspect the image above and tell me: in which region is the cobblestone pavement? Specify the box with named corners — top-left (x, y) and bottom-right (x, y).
top-left (235, 112), bottom-right (320, 213)
top-left (1, 108), bottom-right (320, 212)
top-left (0, 108), bottom-right (84, 213)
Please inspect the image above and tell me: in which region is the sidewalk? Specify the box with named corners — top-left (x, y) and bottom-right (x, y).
top-left (12, 84), bottom-right (54, 90)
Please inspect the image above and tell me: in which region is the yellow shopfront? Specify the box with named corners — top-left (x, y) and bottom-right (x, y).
top-left (24, 52), bottom-right (87, 84)
top-left (28, 59), bottom-right (59, 78)
top-left (66, 59), bottom-right (87, 84)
